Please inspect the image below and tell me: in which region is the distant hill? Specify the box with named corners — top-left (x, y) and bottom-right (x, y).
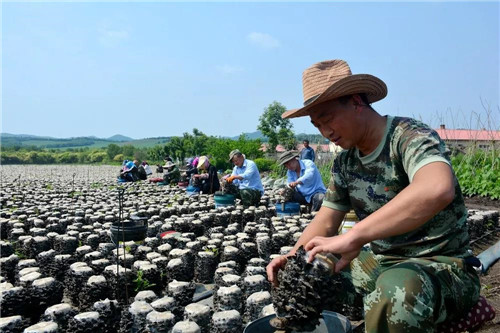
top-left (0, 132), bottom-right (171, 149)
top-left (1, 133), bottom-right (55, 139)
top-left (108, 134), bottom-right (134, 142)
top-left (230, 131), bottom-right (267, 141)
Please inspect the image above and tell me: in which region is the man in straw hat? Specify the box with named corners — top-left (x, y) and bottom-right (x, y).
top-left (277, 150), bottom-right (326, 212)
top-left (162, 160), bottom-right (180, 185)
top-left (267, 60), bottom-right (480, 332)
top-left (193, 156), bottom-right (220, 194)
top-left (226, 149), bottom-right (264, 207)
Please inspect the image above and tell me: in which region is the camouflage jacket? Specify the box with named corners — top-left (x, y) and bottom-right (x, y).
top-left (323, 116), bottom-right (470, 258)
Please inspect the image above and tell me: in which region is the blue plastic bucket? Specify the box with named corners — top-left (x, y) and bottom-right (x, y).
top-left (214, 194), bottom-right (236, 208)
top-left (244, 311), bottom-right (352, 333)
top-left (186, 185), bottom-right (201, 196)
top-left (275, 202), bottom-right (301, 217)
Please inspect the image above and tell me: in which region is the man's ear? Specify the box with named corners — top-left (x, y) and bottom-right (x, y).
top-left (352, 94), bottom-right (364, 106)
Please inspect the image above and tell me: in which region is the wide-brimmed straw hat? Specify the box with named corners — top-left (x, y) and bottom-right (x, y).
top-left (197, 156), bottom-right (209, 169)
top-left (277, 151), bottom-right (299, 166)
top-left (163, 161), bottom-right (175, 168)
top-left (282, 59), bottom-right (387, 119)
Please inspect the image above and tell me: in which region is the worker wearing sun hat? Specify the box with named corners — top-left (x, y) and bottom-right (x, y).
top-left (226, 149), bottom-right (264, 207)
top-left (192, 155), bottom-right (220, 194)
top-left (277, 150), bottom-right (326, 212)
top-left (267, 60), bottom-right (480, 332)
top-left (162, 160), bottom-right (180, 185)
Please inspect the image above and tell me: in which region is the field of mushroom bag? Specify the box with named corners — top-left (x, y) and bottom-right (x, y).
top-left (1, 165), bottom-right (498, 333)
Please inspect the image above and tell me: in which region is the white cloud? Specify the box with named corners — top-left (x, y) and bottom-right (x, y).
top-left (247, 32), bottom-right (281, 48)
top-left (216, 64), bottom-right (244, 74)
top-left (98, 28), bottom-right (129, 47)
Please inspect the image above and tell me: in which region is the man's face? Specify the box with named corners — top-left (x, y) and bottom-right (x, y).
top-left (232, 154), bottom-right (244, 168)
top-left (303, 141), bottom-right (309, 148)
top-left (309, 98), bottom-right (360, 149)
top-left (283, 159), bottom-right (298, 171)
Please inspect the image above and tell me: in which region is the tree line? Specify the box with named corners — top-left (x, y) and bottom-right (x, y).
top-left (1, 101), bottom-right (295, 168)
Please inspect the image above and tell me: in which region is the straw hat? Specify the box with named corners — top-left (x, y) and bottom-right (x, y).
top-left (282, 59), bottom-right (387, 119)
top-left (163, 161), bottom-right (175, 168)
top-left (277, 151), bottom-right (299, 166)
top-left (197, 156), bottom-right (208, 169)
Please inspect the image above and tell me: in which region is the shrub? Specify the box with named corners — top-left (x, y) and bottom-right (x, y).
top-left (56, 152), bottom-right (79, 164)
top-left (269, 163), bottom-right (287, 179)
top-left (113, 154), bottom-right (125, 162)
top-left (89, 151), bottom-right (107, 163)
top-left (452, 149), bottom-right (500, 199)
top-left (254, 158), bottom-right (275, 172)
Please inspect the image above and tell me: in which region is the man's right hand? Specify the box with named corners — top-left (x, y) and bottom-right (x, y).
top-left (266, 255), bottom-right (290, 287)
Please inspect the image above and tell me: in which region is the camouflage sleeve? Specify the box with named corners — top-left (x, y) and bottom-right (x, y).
top-left (322, 154), bottom-right (351, 212)
top-left (396, 120), bottom-right (451, 182)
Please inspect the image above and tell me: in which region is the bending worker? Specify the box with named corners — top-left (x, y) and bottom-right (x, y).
top-left (193, 155), bottom-right (220, 194)
top-left (266, 59), bottom-right (480, 333)
top-left (277, 150), bottom-right (326, 212)
top-left (162, 161), bottom-right (180, 185)
top-left (226, 149), bottom-right (264, 207)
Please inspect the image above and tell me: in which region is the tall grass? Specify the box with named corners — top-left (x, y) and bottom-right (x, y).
top-left (316, 155), bottom-right (335, 186)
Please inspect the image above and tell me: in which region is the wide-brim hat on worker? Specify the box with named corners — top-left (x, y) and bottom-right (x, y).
top-left (228, 149), bottom-right (242, 162)
top-left (282, 59), bottom-right (387, 119)
top-left (197, 156), bottom-right (208, 169)
top-left (163, 161), bottom-right (175, 168)
top-left (277, 151), bottom-right (299, 166)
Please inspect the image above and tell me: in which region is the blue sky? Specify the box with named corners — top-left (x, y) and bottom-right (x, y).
top-left (2, 1), bottom-right (499, 139)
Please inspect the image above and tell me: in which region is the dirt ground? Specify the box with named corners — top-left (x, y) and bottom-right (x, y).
top-left (465, 196), bottom-right (500, 332)
top-left (464, 195), bottom-right (499, 211)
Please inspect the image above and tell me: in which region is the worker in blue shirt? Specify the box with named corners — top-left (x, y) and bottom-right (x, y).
top-left (278, 150), bottom-right (326, 212)
top-left (226, 149), bottom-right (264, 207)
top-left (299, 140), bottom-right (315, 161)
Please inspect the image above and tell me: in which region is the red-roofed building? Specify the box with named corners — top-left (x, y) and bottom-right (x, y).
top-left (435, 125), bottom-right (500, 151)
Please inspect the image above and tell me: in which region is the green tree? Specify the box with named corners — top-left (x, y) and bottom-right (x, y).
top-left (107, 144), bottom-right (122, 160)
top-left (134, 148), bottom-right (148, 162)
top-left (147, 145), bottom-right (167, 163)
top-left (167, 137), bottom-right (186, 161)
top-left (122, 145), bottom-right (135, 159)
top-left (258, 101), bottom-right (295, 153)
top-left (278, 128), bottom-right (297, 150)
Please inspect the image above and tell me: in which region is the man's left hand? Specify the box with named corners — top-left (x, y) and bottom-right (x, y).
top-left (304, 232), bottom-right (362, 273)
top-left (289, 181), bottom-right (300, 188)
